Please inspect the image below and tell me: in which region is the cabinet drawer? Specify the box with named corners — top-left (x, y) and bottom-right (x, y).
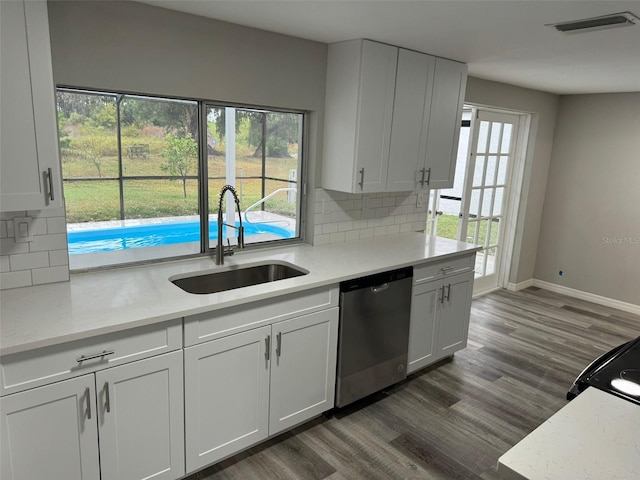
top-left (414, 253), bottom-right (475, 284)
top-left (0, 319), bottom-right (182, 396)
top-left (184, 286), bottom-right (339, 346)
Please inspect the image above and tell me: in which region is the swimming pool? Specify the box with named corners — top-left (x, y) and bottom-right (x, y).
top-left (67, 221), bottom-right (294, 255)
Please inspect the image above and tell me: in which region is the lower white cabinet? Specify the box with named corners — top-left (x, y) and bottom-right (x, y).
top-left (96, 351), bottom-right (185, 480)
top-left (408, 269), bottom-right (474, 374)
top-left (184, 307), bottom-right (339, 473)
top-left (0, 374), bottom-right (100, 480)
top-left (0, 350), bottom-right (184, 480)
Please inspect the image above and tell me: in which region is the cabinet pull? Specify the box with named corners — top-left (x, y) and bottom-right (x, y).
top-left (85, 387), bottom-right (92, 419)
top-left (425, 168), bottom-right (431, 185)
top-left (445, 284), bottom-right (452, 302)
top-left (440, 266), bottom-right (455, 273)
top-left (419, 168), bottom-right (426, 187)
top-left (45, 168), bottom-right (54, 201)
top-left (276, 332), bottom-right (282, 358)
top-left (104, 382), bottom-right (111, 413)
top-left (439, 286), bottom-right (445, 304)
top-left (358, 168), bottom-right (365, 190)
top-left (265, 335), bottom-right (271, 361)
top-left (77, 350), bottom-right (115, 363)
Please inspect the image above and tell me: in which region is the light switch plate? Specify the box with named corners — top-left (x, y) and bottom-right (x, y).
top-left (13, 217), bottom-right (34, 243)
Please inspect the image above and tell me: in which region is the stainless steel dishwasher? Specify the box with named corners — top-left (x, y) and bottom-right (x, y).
top-left (335, 267), bottom-right (413, 408)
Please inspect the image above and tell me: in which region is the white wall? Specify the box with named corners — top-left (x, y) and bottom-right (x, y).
top-left (464, 77), bottom-right (559, 286)
top-left (535, 93), bottom-right (640, 306)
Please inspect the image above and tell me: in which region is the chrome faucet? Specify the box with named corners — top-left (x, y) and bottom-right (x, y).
top-left (216, 185), bottom-right (245, 265)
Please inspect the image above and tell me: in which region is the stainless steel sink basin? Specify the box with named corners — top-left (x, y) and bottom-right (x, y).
top-left (170, 261), bottom-right (308, 294)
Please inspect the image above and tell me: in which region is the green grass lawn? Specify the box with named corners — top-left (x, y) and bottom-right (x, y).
top-left (435, 214), bottom-right (499, 246)
top-left (62, 146), bottom-right (299, 223)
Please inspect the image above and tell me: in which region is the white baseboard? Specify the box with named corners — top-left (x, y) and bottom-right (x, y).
top-left (532, 279), bottom-right (640, 316)
top-left (505, 279), bottom-right (534, 292)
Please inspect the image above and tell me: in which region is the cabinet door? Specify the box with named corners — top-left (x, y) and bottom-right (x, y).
top-left (423, 58), bottom-right (468, 190)
top-left (0, 0), bottom-right (63, 211)
top-left (0, 375), bottom-right (100, 480)
top-left (184, 326), bottom-right (270, 473)
top-left (96, 351), bottom-right (184, 480)
top-left (269, 308), bottom-right (338, 435)
top-left (387, 49), bottom-right (436, 192)
top-left (355, 40), bottom-right (398, 193)
top-left (408, 280), bottom-right (441, 374)
top-left (436, 270), bottom-right (474, 359)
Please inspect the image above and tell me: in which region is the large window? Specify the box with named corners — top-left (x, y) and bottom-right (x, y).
top-left (57, 89), bottom-right (304, 269)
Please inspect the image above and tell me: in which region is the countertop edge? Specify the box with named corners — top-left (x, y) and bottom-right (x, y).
top-left (1, 234), bottom-right (480, 356)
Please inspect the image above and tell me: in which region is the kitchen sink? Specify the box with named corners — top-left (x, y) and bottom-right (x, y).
top-left (170, 261), bottom-right (308, 294)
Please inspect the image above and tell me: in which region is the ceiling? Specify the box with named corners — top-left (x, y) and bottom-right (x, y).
top-left (139, 0), bottom-right (640, 95)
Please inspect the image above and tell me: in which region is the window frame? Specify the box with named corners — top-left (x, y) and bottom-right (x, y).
top-left (56, 86), bottom-right (307, 270)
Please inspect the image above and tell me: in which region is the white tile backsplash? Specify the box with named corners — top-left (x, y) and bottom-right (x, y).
top-left (314, 189), bottom-right (427, 245)
top-left (0, 208), bottom-right (70, 290)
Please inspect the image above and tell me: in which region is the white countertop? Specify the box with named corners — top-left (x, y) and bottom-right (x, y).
top-left (498, 387), bottom-right (640, 480)
top-left (0, 233), bottom-right (478, 356)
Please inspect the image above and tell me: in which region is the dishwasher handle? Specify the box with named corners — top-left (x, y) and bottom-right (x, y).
top-left (371, 283), bottom-right (390, 293)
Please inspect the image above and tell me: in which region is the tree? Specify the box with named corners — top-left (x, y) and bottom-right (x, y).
top-left (161, 133), bottom-right (198, 198)
top-left (75, 129), bottom-right (115, 177)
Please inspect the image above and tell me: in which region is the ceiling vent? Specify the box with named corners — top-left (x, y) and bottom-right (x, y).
top-left (546, 11), bottom-right (640, 34)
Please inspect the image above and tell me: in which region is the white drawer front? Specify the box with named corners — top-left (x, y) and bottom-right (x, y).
top-left (0, 319), bottom-right (182, 396)
top-left (184, 286), bottom-right (339, 346)
top-left (414, 253), bottom-right (475, 284)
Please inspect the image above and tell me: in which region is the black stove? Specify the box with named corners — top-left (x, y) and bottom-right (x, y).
top-left (568, 336), bottom-right (640, 406)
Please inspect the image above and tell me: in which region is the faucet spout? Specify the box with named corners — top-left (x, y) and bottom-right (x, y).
top-left (216, 185), bottom-right (245, 265)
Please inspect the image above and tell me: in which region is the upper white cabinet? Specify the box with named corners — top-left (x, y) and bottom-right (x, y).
top-left (0, 0), bottom-right (63, 211)
top-left (322, 39), bottom-right (467, 193)
top-left (421, 58), bottom-right (468, 190)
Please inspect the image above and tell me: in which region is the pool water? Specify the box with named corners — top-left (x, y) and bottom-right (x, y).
top-left (67, 221), bottom-right (294, 255)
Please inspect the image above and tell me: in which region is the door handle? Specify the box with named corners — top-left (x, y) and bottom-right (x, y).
top-left (425, 168), bottom-right (431, 185)
top-left (85, 388), bottom-right (92, 419)
top-left (104, 382), bottom-right (111, 413)
top-left (265, 335), bottom-right (271, 361)
top-left (45, 168), bottom-right (54, 202)
top-left (419, 168), bottom-right (426, 187)
top-left (276, 332), bottom-right (282, 358)
top-left (358, 168), bottom-right (365, 190)
top-left (445, 284), bottom-right (451, 302)
top-left (439, 286), bottom-right (445, 304)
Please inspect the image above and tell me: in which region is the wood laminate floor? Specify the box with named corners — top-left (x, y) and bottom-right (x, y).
top-left (187, 287), bottom-right (640, 480)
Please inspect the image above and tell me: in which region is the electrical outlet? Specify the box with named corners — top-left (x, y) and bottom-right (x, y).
top-left (416, 193), bottom-right (425, 208)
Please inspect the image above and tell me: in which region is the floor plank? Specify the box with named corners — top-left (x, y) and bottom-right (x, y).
top-left (188, 287), bottom-right (640, 479)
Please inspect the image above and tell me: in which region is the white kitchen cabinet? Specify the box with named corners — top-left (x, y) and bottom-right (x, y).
top-left (0, 321), bottom-right (183, 480)
top-left (0, 374), bottom-right (101, 480)
top-left (420, 58), bottom-right (468, 190)
top-left (322, 38), bottom-right (467, 194)
top-left (184, 325), bottom-right (271, 471)
top-left (386, 49), bottom-right (436, 192)
top-left (269, 308), bottom-right (338, 435)
top-left (184, 308), bottom-right (339, 474)
top-left (408, 255), bottom-right (475, 374)
top-left (0, 0), bottom-right (63, 211)
top-left (322, 39), bottom-right (398, 193)
top-left (96, 350), bottom-right (185, 480)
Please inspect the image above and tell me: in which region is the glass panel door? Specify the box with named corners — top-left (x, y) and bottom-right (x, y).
top-left (428, 108), bottom-right (521, 294)
top-left (461, 110), bottom-right (520, 292)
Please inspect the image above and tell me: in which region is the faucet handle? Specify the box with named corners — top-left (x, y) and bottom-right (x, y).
top-left (224, 238), bottom-right (234, 256)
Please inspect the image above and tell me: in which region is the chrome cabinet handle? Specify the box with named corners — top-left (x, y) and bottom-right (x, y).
top-left (419, 168), bottom-right (426, 187)
top-left (358, 168), bottom-right (365, 190)
top-left (425, 168), bottom-right (431, 185)
top-left (439, 286), bottom-right (445, 304)
top-left (45, 168), bottom-right (54, 201)
top-left (440, 266), bottom-right (455, 273)
top-left (104, 382), bottom-right (111, 413)
top-left (77, 350), bottom-right (115, 363)
top-left (276, 332), bottom-right (282, 358)
top-left (445, 284), bottom-right (451, 302)
top-left (85, 388), bottom-right (92, 419)
top-left (265, 335), bottom-right (271, 361)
